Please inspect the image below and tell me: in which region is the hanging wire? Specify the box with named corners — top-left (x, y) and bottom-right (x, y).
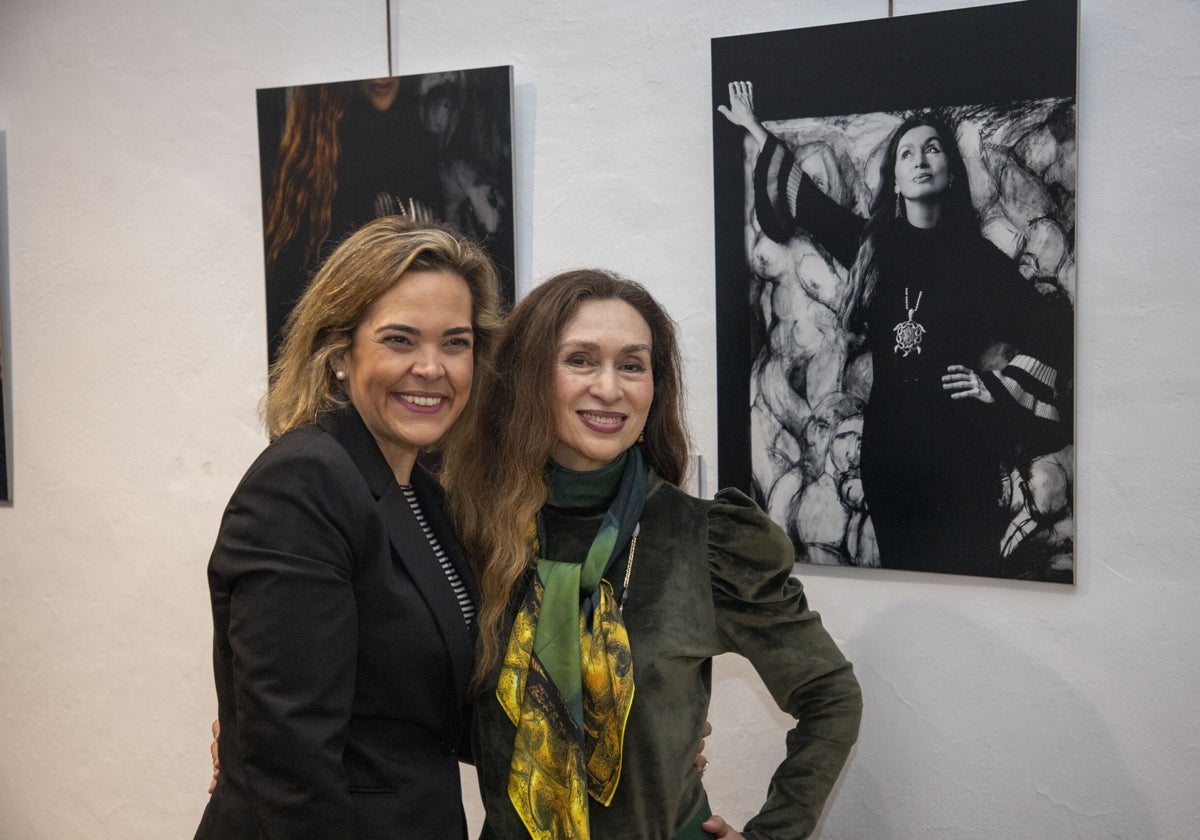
top-left (386, 0), bottom-right (394, 76)
top-left (889, 0), bottom-right (894, 16)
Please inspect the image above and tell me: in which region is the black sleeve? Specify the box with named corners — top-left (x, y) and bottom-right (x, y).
top-left (753, 133), bottom-right (865, 269)
top-left (210, 439), bottom-right (362, 840)
top-left (978, 245), bottom-right (1070, 450)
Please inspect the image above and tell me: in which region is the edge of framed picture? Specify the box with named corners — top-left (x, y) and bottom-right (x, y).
top-left (0, 130), bottom-right (11, 504)
top-left (712, 0), bottom-right (1078, 582)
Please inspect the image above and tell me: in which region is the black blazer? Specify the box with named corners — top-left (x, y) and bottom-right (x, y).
top-left (194, 406), bottom-right (478, 840)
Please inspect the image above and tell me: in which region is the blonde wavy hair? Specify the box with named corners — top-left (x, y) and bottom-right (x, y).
top-left (264, 216), bottom-right (503, 458)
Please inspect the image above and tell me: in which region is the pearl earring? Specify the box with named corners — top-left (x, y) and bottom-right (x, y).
top-left (335, 370), bottom-right (347, 381)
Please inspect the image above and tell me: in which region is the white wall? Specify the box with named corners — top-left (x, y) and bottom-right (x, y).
top-left (0, 0), bottom-right (1195, 837)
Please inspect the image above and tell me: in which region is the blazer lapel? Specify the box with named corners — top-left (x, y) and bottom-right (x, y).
top-left (377, 480), bottom-right (475, 704)
top-left (319, 407), bottom-right (475, 704)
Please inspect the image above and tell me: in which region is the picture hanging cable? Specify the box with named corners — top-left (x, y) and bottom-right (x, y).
top-left (385, 0), bottom-right (394, 76)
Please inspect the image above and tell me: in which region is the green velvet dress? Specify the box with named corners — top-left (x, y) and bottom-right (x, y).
top-left (473, 468), bottom-right (863, 839)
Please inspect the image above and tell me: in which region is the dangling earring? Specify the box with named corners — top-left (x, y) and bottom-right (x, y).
top-left (894, 189), bottom-right (903, 219)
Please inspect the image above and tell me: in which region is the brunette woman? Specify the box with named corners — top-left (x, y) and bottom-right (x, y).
top-left (446, 270), bottom-right (862, 839)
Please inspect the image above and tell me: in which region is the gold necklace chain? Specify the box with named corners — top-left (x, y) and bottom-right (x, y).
top-left (618, 524), bottom-right (640, 616)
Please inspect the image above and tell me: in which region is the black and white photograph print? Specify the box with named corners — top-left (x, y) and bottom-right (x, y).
top-left (256, 66), bottom-right (516, 362)
top-left (712, 0), bottom-right (1078, 582)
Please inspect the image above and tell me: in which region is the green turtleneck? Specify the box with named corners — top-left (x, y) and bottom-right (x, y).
top-left (546, 449), bottom-right (629, 510)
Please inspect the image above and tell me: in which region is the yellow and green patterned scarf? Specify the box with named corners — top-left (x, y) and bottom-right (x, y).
top-left (497, 448), bottom-right (647, 840)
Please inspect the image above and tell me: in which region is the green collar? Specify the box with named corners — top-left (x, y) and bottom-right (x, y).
top-left (546, 449), bottom-right (629, 509)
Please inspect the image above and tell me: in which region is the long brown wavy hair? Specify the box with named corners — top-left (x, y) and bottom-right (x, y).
top-left (444, 269), bottom-right (691, 685)
top-left (264, 216), bottom-right (503, 459)
top-left (262, 83), bottom-right (355, 270)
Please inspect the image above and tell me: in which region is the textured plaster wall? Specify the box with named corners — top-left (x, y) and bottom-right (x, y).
top-left (0, 0), bottom-right (1196, 837)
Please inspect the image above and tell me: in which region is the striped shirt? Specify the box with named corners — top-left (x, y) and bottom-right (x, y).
top-left (399, 484), bottom-right (475, 629)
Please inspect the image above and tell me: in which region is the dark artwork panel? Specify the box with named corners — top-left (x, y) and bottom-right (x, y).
top-left (712, 0), bottom-right (1077, 582)
top-left (257, 66), bottom-right (516, 363)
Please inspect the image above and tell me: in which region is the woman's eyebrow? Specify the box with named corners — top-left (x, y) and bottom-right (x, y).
top-left (559, 340), bottom-right (651, 354)
top-left (375, 324), bottom-right (474, 336)
top-left (375, 323), bottom-right (419, 335)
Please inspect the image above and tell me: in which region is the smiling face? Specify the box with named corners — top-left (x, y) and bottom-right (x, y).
top-left (338, 269), bottom-right (475, 483)
top-left (893, 124), bottom-right (951, 203)
top-left (551, 298), bottom-right (655, 472)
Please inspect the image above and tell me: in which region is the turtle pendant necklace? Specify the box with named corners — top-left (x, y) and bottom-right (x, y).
top-left (893, 287), bottom-right (926, 357)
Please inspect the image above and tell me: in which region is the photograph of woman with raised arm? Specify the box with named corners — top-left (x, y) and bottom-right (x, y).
top-left (720, 81), bottom-right (1066, 578)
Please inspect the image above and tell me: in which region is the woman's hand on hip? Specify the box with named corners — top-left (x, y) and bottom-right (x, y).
top-left (701, 813), bottom-right (745, 838)
top-left (943, 364), bottom-right (995, 403)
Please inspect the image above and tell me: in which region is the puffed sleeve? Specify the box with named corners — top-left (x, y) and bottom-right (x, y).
top-left (209, 435), bottom-right (361, 839)
top-left (708, 487), bottom-right (863, 840)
